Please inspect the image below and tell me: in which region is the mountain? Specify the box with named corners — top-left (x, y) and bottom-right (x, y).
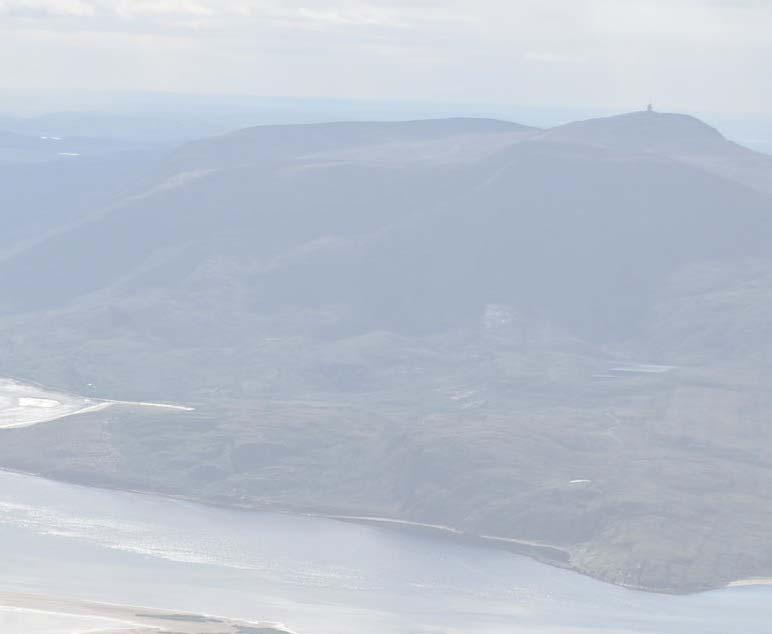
top-left (1, 113), bottom-right (772, 593)
top-left (0, 117), bottom-right (768, 341)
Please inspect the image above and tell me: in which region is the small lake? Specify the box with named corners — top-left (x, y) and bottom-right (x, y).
top-left (0, 470), bottom-right (768, 634)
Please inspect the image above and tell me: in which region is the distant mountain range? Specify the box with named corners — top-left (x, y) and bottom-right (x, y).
top-left (1, 110), bottom-right (772, 593)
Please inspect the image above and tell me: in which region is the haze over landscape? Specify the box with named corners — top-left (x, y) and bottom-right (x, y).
top-left (2, 1), bottom-right (772, 633)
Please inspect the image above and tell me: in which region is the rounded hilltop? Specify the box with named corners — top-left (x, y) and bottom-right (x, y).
top-left (539, 108), bottom-right (730, 155)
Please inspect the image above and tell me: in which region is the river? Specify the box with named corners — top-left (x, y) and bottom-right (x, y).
top-left (0, 469), bottom-right (769, 634)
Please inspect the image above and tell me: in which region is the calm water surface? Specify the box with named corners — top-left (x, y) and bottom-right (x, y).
top-left (0, 470), bottom-right (768, 634)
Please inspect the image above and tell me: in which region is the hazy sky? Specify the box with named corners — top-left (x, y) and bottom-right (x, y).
top-left (1, 0), bottom-right (770, 114)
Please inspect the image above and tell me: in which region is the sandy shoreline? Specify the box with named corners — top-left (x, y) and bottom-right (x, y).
top-left (0, 592), bottom-right (292, 634)
top-left (0, 377), bottom-right (194, 430)
top-left (727, 578), bottom-right (772, 588)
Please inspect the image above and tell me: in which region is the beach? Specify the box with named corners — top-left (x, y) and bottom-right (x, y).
top-left (0, 592), bottom-right (288, 634)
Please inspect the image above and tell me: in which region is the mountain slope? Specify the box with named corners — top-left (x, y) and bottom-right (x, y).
top-left (1, 134), bottom-right (769, 341)
top-left (0, 148), bottom-right (163, 256)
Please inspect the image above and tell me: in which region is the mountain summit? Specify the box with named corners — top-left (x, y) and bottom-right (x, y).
top-left (540, 109), bottom-right (730, 155)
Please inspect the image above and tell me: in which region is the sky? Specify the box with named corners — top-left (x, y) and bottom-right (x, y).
top-left (1, 0), bottom-right (771, 115)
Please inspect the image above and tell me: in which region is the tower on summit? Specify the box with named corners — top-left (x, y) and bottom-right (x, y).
top-left (647, 103), bottom-right (654, 113)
